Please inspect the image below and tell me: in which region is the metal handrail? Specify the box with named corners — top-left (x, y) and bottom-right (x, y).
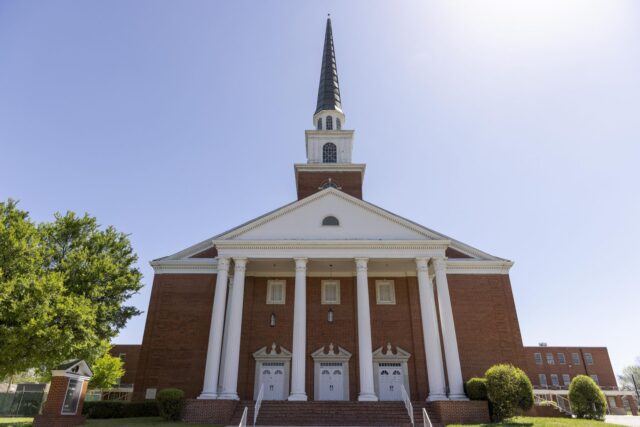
top-left (422, 407), bottom-right (433, 427)
top-left (239, 406), bottom-right (248, 427)
top-left (253, 383), bottom-right (264, 427)
top-left (400, 384), bottom-right (414, 426)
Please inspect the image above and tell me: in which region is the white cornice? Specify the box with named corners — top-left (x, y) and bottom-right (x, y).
top-left (294, 163), bottom-right (366, 176)
top-left (150, 258), bottom-right (218, 274)
top-left (445, 259), bottom-right (513, 275)
top-left (305, 129), bottom-right (354, 138)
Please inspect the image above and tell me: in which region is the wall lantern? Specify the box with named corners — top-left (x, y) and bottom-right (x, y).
top-left (270, 313), bottom-right (276, 327)
top-left (327, 308), bottom-right (334, 323)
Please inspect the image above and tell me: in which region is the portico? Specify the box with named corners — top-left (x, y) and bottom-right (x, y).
top-left (197, 237), bottom-right (468, 402)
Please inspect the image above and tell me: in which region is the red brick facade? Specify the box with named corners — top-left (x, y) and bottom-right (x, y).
top-left (523, 346), bottom-right (617, 389)
top-left (296, 170), bottom-right (363, 199)
top-left (133, 272), bottom-right (525, 402)
top-left (110, 344), bottom-right (141, 385)
top-left (132, 273), bottom-right (215, 400)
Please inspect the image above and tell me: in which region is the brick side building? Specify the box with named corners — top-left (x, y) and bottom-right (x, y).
top-left (114, 17), bottom-right (636, 424)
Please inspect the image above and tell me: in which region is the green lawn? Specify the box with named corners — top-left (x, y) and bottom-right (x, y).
top-left (0, 418), bottom-right (32, 427)
top-left (0, 418), bottom-right (223, 427)
top-left (449, 416), bottom-right (626, 427)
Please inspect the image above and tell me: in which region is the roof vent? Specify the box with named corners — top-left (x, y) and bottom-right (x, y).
top-left (539, 342), bottom-right (547, 347)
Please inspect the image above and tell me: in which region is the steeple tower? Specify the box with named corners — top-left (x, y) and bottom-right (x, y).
top-left (294, 16), bottom-right (365, 200)
top-left (315, 17), bottom-right (342, 115)
top-left (313, 16), bottom-right (345, 132)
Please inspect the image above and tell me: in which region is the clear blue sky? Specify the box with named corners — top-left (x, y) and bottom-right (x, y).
top-left (1, 1), bottom-right (638, 378)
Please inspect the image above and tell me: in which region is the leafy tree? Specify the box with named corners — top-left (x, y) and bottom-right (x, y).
top-left (568, 375), bottom-right (607, 419)
top-left (0, 200), bottom-right (142, 378)
top-left (618, 358), bottom-right (640, 391)
top-left (485, 364), bottom-right (534, 421)
top-left (89, 345), bottom-right (125, 390)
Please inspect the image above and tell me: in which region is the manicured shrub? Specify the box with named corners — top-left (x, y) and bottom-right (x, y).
top-left (156, 388), bottom-right (185, 421)
top-left (484, 364), bottom-right (534, 421)
top-left (568, 375), bottom-right (607, 420)
top-left (465, 377), bottom-right (488, 400)
top-left (83, 400), bottom-right (159, 418)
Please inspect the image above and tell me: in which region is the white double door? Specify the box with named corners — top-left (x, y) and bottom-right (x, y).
top-left (378, 363), bottom-right (404, 401)
top-left (260, 362), bottom-right (286, 400)
top-left (318, 363), bottom-right (345, 400)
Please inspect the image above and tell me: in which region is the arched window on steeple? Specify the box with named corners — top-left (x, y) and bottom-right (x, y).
top-left (336, 118), bottom-right (341, 130)
top-left (317, 118), bottom-right (322, 130)
top-left (326, 116), bottom-right (333, 130)
top-left (323, 143), bottom-right (337, 163)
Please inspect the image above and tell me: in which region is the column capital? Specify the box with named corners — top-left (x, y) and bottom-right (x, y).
top-left (415, 257), bottom-right (430, 272)
top-left (431, 257), bottom-right (447, 271)
top-left (354, 257), bottom-right (369, 271)
top-left (294, 257), bottom-right (308, 269)
top-left (217, 257), bottom-right (230, 271)
top-left (233, 257), bottom-right (248, 270)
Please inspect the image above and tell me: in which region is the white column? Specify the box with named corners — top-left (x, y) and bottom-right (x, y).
top-left (355, 257), bottom-right (378, 401)
top-left (198, 257), bottom-right (230, 399)
top-left (289, 257), bottom-right (308, 401)
top-left (219, 257), bottom-right (248, 400)
top-left (432, 257), bottom-right (467, 400)
top-left (416, 257), bottom-right (447, 401)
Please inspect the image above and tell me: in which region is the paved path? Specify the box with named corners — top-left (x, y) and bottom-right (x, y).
top-left (606, 415), bottom-right (640, 427)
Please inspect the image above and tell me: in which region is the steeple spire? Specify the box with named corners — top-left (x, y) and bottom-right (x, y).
top-left (315, 16), bottom-right (342, 114)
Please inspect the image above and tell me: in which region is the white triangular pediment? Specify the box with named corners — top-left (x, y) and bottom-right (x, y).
top-left (219, 188), bottom-right (434, 241)
top-left (372, 343), bottom-right (411, 362)
top-left (311, 343), bottom-right (352, 361)
top-left (253, 343), bottom-right (291, 362)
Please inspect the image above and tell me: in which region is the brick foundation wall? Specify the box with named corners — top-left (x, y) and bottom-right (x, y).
top-left (427, 400), bottom-right (490, 425)
top-left (182, 399), bottom-right (238, 424)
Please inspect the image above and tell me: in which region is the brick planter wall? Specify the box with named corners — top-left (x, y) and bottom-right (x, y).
top-left (427, 400), bottom-right (490, 425)
top-left (182, 399), bottom-right (238, 424)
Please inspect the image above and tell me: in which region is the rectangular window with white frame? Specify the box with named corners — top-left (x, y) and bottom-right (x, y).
top-left (562, 374), bottom-right (570, 386)
top-left (557, 353), bottom-right (566, 364)
top-left (572, 353), bottom-right (580, 365)
top-left (375, 280), bottom-right (396, 305)
top-left (546, 353), bottom-right (554, 365)
top-left (539, 374), bottom-right (547, 387)
top-left (550, 374), bottom-right (559, 386)
top-left (267, 280), bottom-right (286, 304)
top-left (321, 280), bottom-right (340, 305)
top-left (590, 374), bottom-right (599, 385)
top-left (584, 353), bottom-right (593, 365)
top-left (534, 353), bottom-right (543, 365)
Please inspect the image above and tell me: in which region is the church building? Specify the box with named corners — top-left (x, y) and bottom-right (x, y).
top-left (123, 18), bottom-right (635, 425)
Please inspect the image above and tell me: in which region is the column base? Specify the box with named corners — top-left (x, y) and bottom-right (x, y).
top-left (427, 393), bottom-right (448, 401)
top-left (358, 393), bottom-right (379, 402)
top-left (448, 393), bottom-right (469, 401)
top-left (288, 393), bottom-right (308, 401)
top-left (217, 392), bottom-right (239, 400)
top-left (197, 391), bottom-right (218, 400)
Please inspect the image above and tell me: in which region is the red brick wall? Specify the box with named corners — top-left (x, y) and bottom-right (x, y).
top-left (134, 272), bottom-right (526, 401)
top-left (110, 344), bottom-right (141, 385)
top-left (296, 171), bottom-right (363, 199)
top-left (133, 273), bottom-right (216, 400)
top-left (34, 376), bottom-right (89, 427)
top-left (523, 346), bottom-right (617, 388)
top-left (428, 400), bottom-right (491, 424)
top-left (448, 274), bottom-right (527, 379)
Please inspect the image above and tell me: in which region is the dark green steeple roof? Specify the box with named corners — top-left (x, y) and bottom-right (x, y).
top-left (315, 17), bottom-right (342, 114)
